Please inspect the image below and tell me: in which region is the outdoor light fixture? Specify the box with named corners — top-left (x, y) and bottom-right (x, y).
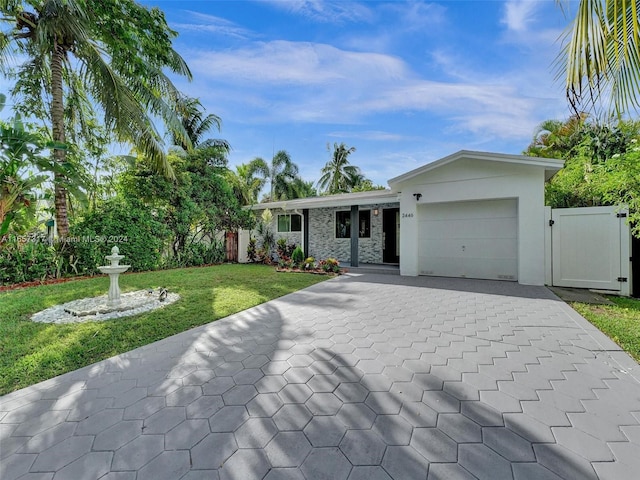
top-left (413, 193), bottom-right (422, 201)
top-left (373, 208), bottom-right (379, 216)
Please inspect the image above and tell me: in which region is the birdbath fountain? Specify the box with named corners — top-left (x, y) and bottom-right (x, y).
top-left (30, 246), bottom-right (180, 324)
top-left (98, 246), bottom-right (131, 307)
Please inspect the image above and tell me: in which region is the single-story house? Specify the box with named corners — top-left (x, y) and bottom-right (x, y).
top-left (241, 150), bottom-right (564, 286)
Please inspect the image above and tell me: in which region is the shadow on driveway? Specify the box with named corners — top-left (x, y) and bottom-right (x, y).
top-left (2, 273), bottom-right (640, 479)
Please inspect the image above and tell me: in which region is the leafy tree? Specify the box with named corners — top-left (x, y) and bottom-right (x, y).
top-left (596, 145), bottom-right (640, 236)
top-left (287, 178), bottom-right (317, 199)
top-left (0, 118), bottom-right (47, 237)
top-left (226, 163), bottom-right (267, 206)
top-left (69, 197), bottom-right (169, 274)
top-left (118, 147), bottom-right (250, 262)
top-left (525, 115), bottom-right (587, 159)
top-left (525, 115), bottom-right (636, 161)
top-left (0, 0), bottom-right (192, 237)
top-left (526, 117), bottom-right (640, 236)
top-left (0, 116), bottom-right (60, 235)
top-left (318, 142), bottom-right (361, 194)
top-left (556, 0), bottom-right (640, 116)
top-left (351, 179), bottom-right (387, 192)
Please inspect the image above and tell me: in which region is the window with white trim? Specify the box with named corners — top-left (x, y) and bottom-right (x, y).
top-left (277, 214), bottom-right (302, 232)
top-left (336, 210), bottom-right (370, 238)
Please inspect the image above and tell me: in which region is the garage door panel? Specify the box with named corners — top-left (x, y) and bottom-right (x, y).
top-left (418, 199), bottom-right (518, 281)
top-left (420, 218), bottom-right (517, 239)
top-left (420, 238), bottom-right (516, 259)
top-left (426, 199), bottom-right (515, 217)
top-left (419, 256), bottom-right (517, 280)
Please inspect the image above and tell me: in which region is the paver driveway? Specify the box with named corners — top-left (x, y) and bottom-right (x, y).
top-left (2, 274), bottom-right (640, 480)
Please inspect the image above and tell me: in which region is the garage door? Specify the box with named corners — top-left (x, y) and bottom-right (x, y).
top-left (418, 199), bottom-right (518, 281)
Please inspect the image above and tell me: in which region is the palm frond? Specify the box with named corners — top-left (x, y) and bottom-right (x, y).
top-left (77, 40), bottom-right (173, 177)
top-left (556, 0), bottom-right (640, 115)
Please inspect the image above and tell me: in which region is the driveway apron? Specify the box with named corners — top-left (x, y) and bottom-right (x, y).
top-left (2, 274), bottom-right (640, 480)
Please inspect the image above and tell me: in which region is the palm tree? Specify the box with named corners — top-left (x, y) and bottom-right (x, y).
top-left (171, 95), bottom-right (229, 151)
top-left (317, 142), bottom-right (360, 195)
top-left (226, 163), bottom-right (267, 206)
top-left (287, 178), bottom-right (317, 199)
top-left (525, 114), bottom-right (588, 158)
top-left (557, 0), bottom-right (640, 116)
top-left (251, 150), bottom-right (300, 201)
top-left (0, 0), bottom-right (192, 236)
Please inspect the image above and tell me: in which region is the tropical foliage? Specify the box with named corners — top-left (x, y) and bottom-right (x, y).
top-left (0, 0), bottom-right (192, 236)
top-left (318, 142), bottom-right (360, 194)
top-left (171, 95), bottom-right (227, 151)
top-left (0, 116), bottom-right (48, 236)
top-left (116, 146), bottom-right (251, 265)
top-left (0, 1), bottom-right (387, 285)
top-left (526, 116), bottom-right (640, 236)
top-left (557, 0), bottom-right (640, 116)
top-left (249, 150), bottom-right (311, 202)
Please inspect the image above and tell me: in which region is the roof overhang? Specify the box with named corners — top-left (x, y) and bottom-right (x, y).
top-left (388, 150), bottom-right (565, 190)
top-left (249, 190), bottom-right (399, 211)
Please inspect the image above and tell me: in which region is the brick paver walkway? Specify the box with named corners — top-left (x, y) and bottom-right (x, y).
top-left (2, 274), bottom-right (640, 479)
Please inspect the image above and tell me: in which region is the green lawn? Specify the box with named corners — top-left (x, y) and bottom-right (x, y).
top-left (572, 296), bottom-right (640, 362)
top-left (0, 264), bottom-right (328, 395)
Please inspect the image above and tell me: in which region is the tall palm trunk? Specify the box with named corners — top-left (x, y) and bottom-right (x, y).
top-left (50, 43), bottom-right (69, 238)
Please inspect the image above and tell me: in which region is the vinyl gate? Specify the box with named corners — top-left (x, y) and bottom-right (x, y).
top-left (548, 206), bottom-right (632, 296)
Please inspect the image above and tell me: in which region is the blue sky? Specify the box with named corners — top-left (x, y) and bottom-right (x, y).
top-left (148, 0), bottom-right (576, 187)
top-left (6, 1), bottom-right (577, 188)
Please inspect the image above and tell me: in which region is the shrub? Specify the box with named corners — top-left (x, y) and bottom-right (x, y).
top-left (247, 237), bottom-right (257, 263)
top-left (276, 238), bottom-right (296, 261)
top-left (256, 209), bottom-right (275, 263)
top-left (174, 239), bottom-right (225, 268)
top-left (69, 198), bottom-right (168, 274)
top-left (319, 257), bottom-right (340, 273)
top-left (257, 247), bottom-right (272, 265)
top-left (0, 236), bottom-right (58, 285)
top-left (278, 258), bottom-right (292, 269)
top-left (291, 246), bottom-right (305, 266)
top-left (303, 256), bottom-right (315, 271)
top-left (276, 238), bottom-right (288, 258)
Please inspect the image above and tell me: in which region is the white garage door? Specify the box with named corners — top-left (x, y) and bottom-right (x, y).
top-left (418, 199), bottom-right (518, 281)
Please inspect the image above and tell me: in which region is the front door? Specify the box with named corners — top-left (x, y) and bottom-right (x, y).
top-left (383, 208), bottom-right (400, 263)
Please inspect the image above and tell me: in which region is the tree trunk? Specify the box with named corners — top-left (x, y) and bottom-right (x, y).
top-left (51, 44), bottom-right (70, 238)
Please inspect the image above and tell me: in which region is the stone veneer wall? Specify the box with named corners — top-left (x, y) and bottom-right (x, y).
top-left (308, 203), bottom-right (398, 264)
top-left (273, 231), bottom-right (302, 250)
top-left (253, 211), bottom-right (302, 259)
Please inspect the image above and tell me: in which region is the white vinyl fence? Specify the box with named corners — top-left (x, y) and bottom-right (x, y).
top-left (546, 206), bottom-right (632, 296)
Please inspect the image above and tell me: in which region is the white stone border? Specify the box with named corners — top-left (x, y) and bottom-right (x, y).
top-left (30, 290), bottom-right (180, 324)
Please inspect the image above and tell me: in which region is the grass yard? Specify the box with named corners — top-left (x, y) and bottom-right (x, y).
top-left (573, 296), bottom-right (640, 362)
top-left (0, 264), bottom-right (328, 395)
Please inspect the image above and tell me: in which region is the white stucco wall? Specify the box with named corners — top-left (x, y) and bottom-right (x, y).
top-left (394, 158), bottom-right (547, 285)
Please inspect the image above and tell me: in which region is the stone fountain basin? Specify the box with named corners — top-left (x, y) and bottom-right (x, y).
top-left (63, 290), bottom-right (157, 317)
top-left (98, 265), bottom-right (131, 274)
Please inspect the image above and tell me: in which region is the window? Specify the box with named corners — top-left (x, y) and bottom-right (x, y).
top-left (358, 210), bottom-right (371, 238)
top-left (336, 210), bottom-right (370, 238)
top-left (336, 211), bottom-right (351, 238)
top-left (277, 214), bottom-right (302, 232)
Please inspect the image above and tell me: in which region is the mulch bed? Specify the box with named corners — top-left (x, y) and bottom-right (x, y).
top-left (0, 275), bottom-right (97, 292)
top-left (275, 268), bottom-right (342, 276)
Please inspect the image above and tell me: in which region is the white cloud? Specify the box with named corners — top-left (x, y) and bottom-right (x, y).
top-left (383, 1), bottom-right (447, 32)
top-left (173, 11), bottom-right (253, 39)
top-left (188, 40), bottom-right (408, 85)
top-left (261, 0), bottom-right (374, 23)
top-left (328, 130), bottom-right (415, 141)
top-left (184, 38), bottom-right (560, 140)
top-left (501, 0), bottom-right (540, 32)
